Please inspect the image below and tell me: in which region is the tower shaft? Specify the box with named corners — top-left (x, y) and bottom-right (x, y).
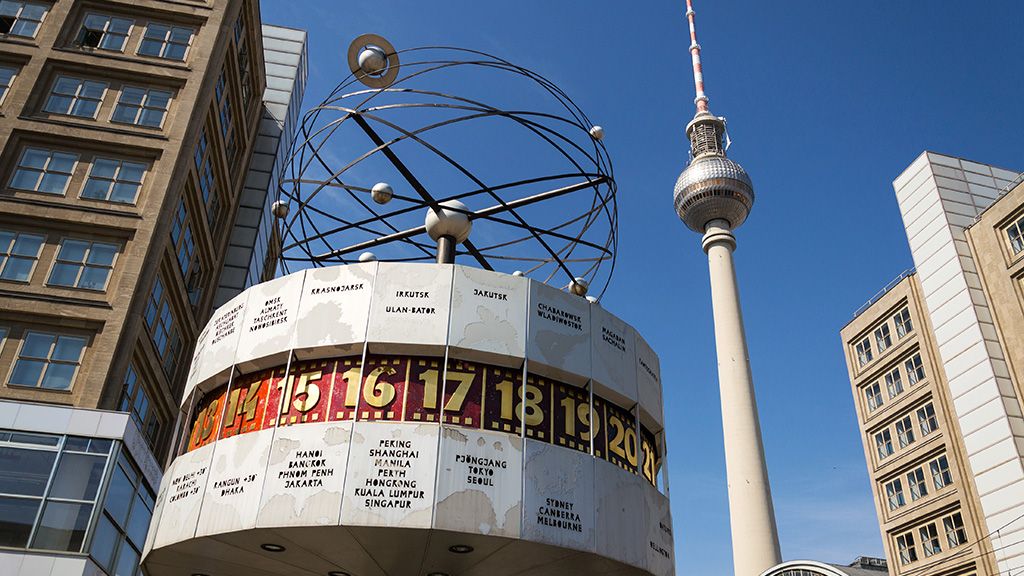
top-left (702, 220), bottom-right (781, 576)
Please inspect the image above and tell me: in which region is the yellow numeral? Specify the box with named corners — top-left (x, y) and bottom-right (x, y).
top-left (362, 365), bottom-right (397, 408)
top-left (608, 415), bottom-right (638, 467)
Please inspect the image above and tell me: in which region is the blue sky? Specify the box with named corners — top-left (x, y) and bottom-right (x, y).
top-left (260, 1), bottom-right (1024, 573)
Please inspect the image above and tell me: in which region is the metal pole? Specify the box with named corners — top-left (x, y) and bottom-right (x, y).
top-left (436, 235), bottom-right (455, 264)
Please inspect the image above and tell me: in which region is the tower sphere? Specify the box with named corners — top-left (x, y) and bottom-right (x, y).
top-left (673, 154), bottom-right (754, 233)
top-left (424, 200), bottom-right (472, 243)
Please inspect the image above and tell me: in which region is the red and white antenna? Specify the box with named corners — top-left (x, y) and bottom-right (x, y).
top-left (686, 0), bottom-right (710, 114)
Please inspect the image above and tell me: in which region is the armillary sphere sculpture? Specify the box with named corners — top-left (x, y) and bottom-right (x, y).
top-left (275, 33), bottom-right (618, 298)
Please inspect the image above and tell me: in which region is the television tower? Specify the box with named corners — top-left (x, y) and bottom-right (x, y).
top-left (672, 1), bottom-right (782, 575)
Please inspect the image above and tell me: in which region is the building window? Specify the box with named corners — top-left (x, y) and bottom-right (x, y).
top-left (0, 65), bottom-right (17, 103)
top-left (111, 86), bottom-right (171, 128)
top-left (919, 523), bottom-right (941, 557)
top-left (0, 230), bottom-right (44, 282)
top-left (0, 1), bottom-right (47, 38)
top-left (234, 17), bottom-right (252, 109)
top-left (865, 383), bottom-right (883, 412)
top-left (48, 239), bottom-right (118, 291)
top-left (194, 129), bottom-right (219, 226)
top-left (216, 71), bottom-right (236, 161)
top-left (875, 430), bottom-right (894, 460)
top-left (884, 478), bottom-right (905, 511)
top-left (76, 14), bottom-right (132, 52)
top-left (895, 416), bottom-right (915, 448)
top-left (8, 331), bottom-right (86, 390)
top-left (856, 337), bottom-right (873, 367)
top-left (81, 158), bottom-right (146, 204)
top-left (874, 324), bottom-right (892, 353)
top-left (10, 148), bottom-right (78, 195)
top-left (89, 453), bottom-right (153, 576)
top-left (905, 354), bottom-right (925, 384)
top-left (896, 532), bottom-right (917, 565)
top-left (917, 403), bottom-right (938, 436)
top-left (885, 368), bottom-right (903, 399)
top-left (170, 201), bottom-right (194, 277)
top-left (43, 76), bottom-right (107, 119)
top-left (1007, 216), bottom-right (1024, 255)
top-left (943, 512), bottom-right (967, 548)
top-left (930, 455), bottom-right (952, 490)
top-left (118, 364), bottom-right (159, 447)
top-left (137, 23), bottom-right (192, 61)
top-left (0, 432), bottom-right (114, 553)
top-left (144, 276), bottom-right (180, 375)
top-left (894, 307), bottom-right (913, 338)
top-left (907, 468), bottom-right (928, 501)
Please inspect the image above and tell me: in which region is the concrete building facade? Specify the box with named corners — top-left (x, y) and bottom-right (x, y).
top-left (843, 152), bottom-right (1024, 576)
top-left (0, 1), bottom-right (290, 574)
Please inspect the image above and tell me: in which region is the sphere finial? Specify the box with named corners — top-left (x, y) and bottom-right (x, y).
top-left (371, 182), bottom-right (393, 205)
top-left (424, 200), bottom-right (472, 244)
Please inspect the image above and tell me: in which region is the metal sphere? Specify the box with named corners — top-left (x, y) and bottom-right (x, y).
top-left (370, 182), bottom-right (393, 205)
top-left (589, 125), bottom-right (604, 141)
top-left (570, 277), bottom-right (589, 297)
top-left (271, 200), bottom-right (289, 219)
top-left (512, 271), bottom-right (524, 277)
top-left (673, 155), bottom-right (754, 233)
top-left (424, 200), bottom-right (473, 244)
top-left (358, 252), bottom-right (377, 262)
top-left (357, 46), bottom-right (387, 76)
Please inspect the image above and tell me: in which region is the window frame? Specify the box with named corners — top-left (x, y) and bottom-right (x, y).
top-left (930, 455), bottom-right (952, 490)
top-left (8, 147), bottom-right (79, 196)
top-left (893, 307), bottom-right (913, 338)
top-left (895, 415), bottom-right (916, 449)
top-left (46, 238), bottom-right (119, 292)
top-left (907, 467), bottom-right (929, 501)
top-left (884, 477), bottom-right (905, 511)
top-left (143, 276), bottom-right (181, 377)
top-left (75, 13), bottom-right (134, 53)
top-left (885, 367), bottom-right (904, 400)
top-left (905, 353), bottom-right (925, 385)
top-left (0, 229), bottom-right (45, 283)
top-left (917, 403), bottom-right (938, 437)
top-left (856, 337), bottom-right (873, 367)
top-left (865, 382), bottom-right (883, 413)
top-left (79, 157), bottom-right (147, 205)
top-left (896, 532), bottom-right (918, 565)
top-left (43, 75), bottom-right (108, 120)
top-left (7, 330), bottom-right (87, 391)
top-left (110, 85), bottom-right (172, 129)
top-left (0, 64), bottom-right (17, 105)
top-left (874, 323), bottom-right (892, 354)
top-left (943, 512), bottom-right (967, 549)
top-left (1006, 214), bottom-right (1024, 256)
top-left (0, 0), bottom-right (48, 39)
top-left (118, 364), bottom-right (160, 448)
top-left (875, 429), bottom-right (894, 460)
top-left (918, 523), bottom-right (941, 557)
top-left (136, 22), bottom-right (193, 62)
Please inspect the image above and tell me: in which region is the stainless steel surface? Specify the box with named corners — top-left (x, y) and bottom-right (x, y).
top-left (673, 155), bottom-right (754, 232)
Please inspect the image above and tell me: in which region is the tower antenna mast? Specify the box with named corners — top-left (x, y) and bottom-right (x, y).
top-left (685, 0), bottom-right (709, 114)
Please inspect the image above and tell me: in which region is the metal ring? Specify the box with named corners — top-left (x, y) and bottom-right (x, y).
top-left (346, 33), bottom-right (400, 89)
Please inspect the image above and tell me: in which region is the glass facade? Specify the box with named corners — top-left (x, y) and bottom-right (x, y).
top-left (0, 429), bottom-right (155, 571)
